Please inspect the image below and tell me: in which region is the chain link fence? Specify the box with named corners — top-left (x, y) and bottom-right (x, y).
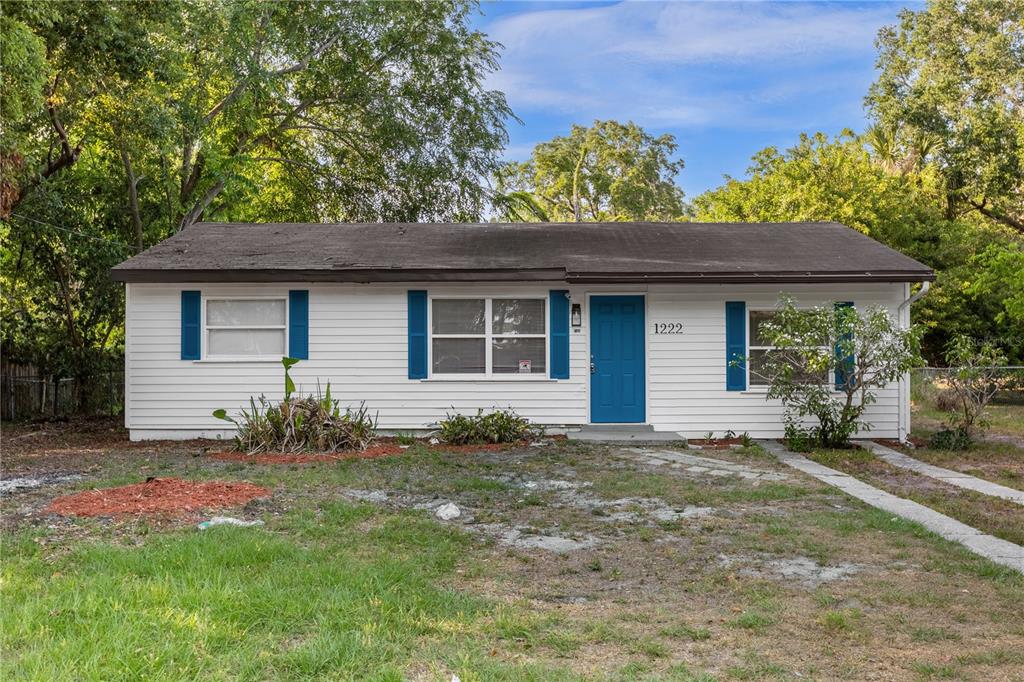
top-left (1, 370), bottom-right (124, 421)
top-left (912, 366), bottom-right (1024, 407)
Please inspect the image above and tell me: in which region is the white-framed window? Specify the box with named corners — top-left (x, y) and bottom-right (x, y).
top-left (748, 309), bottom-right (827, 387)
top-left (204, 297), bottom-right (287, 359)
top-left (430, 297), bottom-right (547, 376)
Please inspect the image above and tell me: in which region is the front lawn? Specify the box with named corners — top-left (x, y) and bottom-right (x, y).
top-left (3, 421), bottom-right (1024, 680)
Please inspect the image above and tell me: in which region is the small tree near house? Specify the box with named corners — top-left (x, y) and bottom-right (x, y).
top-left (933, 335), bottom-right (1008, 448)
top-left (751, 297), bottom-right (923, 449)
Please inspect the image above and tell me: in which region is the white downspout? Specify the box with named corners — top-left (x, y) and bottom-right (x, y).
top-left (897, 281), bottom-right (931, 441)
top-left (898, 280), bottom-right (931, 317)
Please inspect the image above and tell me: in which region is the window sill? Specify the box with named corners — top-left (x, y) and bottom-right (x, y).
top-left (192, 358), bottom-right (285, 364)
top-left (420, 376), bottom-right (559, 382)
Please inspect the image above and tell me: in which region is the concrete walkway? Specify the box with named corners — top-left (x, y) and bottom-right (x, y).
top-left (760, 440), bottom-right (1024, 573)
top-left (858, 441), bottom-right (1024, 506)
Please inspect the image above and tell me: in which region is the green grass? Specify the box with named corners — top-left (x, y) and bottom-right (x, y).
top-left (0, 503), bottom-right (571, 681)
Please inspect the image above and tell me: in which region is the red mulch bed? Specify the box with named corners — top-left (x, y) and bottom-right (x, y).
top-left (208, 440), bottom-right (532, 465)
top-left (875, 436), bottom-right (928, 449)
top-left (46, 478), bottom-right (271, 517)
top-left (688, 437), bottom-right (745, 449)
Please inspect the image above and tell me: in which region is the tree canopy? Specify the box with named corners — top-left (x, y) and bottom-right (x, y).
top-left (1, 0), bottom-right (511, 388)
top-left (493, 120), bottom-right (686, 222)
top-left (866, 0), bottom-right (1024, 234)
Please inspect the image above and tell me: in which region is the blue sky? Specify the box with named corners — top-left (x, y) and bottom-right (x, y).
top-left (473, 0), bottom-right (920, 198)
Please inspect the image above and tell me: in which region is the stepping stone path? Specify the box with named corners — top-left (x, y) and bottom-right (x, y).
top-left (761, 440), bottom-right (1024, 574)
top-left (627, 448), bottom-right (789, 482)
top-left (859, 440), bottom-right (1024, 506)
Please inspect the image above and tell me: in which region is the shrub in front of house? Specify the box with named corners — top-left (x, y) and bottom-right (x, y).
top-left (214, 358), bottom-right (377, 454)
top-left (436, 408), bottom-right (541, 445)
top-left (749, 296), bottom-right (923, 450)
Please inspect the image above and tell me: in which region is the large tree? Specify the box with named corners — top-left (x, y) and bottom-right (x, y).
top-left (494, 120), bottom-right (686, 222)
top-left (0, 0), bottom-right (513, 404)
top-left (866, 0), bottom-right (1024, 233)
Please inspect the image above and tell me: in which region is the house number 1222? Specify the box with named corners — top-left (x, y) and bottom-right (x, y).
top-left (653, 323), bottom-right (683, 334)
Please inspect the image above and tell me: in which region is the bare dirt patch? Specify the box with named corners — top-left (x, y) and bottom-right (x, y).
top-left (46, 477), bottom-right (270, 517)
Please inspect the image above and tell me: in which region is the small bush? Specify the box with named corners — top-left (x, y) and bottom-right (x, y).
top-left (784, 423), bottom-right (817, 452)
top-left (214, 358), bottom-right (376, 453)
top-left (436, 408), bottom-right (541, 445)
top-left (929, 427), bottom-right (973, 450)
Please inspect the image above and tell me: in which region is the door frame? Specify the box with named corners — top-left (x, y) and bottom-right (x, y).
top-left (586, 292), bottom-right (648, 424)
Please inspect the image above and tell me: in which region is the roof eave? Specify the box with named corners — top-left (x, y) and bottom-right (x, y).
top-left (111, 267), bottom-right (935, 284)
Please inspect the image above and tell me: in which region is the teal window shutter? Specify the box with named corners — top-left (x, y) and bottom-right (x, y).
top-left (180, 291), bottom-right (201, 360)
top-left (835, 301), bottom-right (855, 390)
top-left (725, 301), bottom-right (746, 391)
top-left (408, 290), bottom-right (428, 379)
top-left (549, 290), bottom-right (570, 379)
top-left (288, 290), bottom-right (309, 359)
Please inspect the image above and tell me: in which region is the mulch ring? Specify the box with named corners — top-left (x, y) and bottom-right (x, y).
top-left (46, 477), bottom-right (270, 517)
top-left (208, 440), bottom-right (533, 465)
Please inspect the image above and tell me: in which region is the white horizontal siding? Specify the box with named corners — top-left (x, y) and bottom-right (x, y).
top-left (645, 283), bottom-right (906, 438)
top-left (125, 281), bottom-right (909, 439)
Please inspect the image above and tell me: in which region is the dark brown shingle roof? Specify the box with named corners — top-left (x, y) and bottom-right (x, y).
top-left (111, 221), bottom-right (934, 283)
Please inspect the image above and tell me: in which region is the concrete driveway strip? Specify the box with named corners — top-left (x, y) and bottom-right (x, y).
top-left (858, 440), bottom-right (1024, 506)
top-left (760, 440), bottom-right (1024, 574)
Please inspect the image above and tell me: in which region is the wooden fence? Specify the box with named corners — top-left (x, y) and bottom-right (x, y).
top-left (1, 363), bottom-right (124, 421)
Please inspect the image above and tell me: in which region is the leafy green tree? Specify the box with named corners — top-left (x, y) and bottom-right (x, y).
top-left (0, 0), bottom-right (513, 410)
top-left (866, 0), bottom-right (1024, 233)
top-left (751, 297), bottom-right (923, 449)
top-left (693, 131), bottom-right (944, 258)
top-left (496, 120), bottom-right (686, 222)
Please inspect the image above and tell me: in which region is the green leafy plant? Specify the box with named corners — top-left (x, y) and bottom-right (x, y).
top-left (750, 296), bottom-right (923, 449)
top-left (703, 431), bottom-right (716, 444)
top-left (739, 432), bottom-right (755, 448)
top-left (939, 335), bottom-right (1008, 441)
top-left (213, 358), bottom-right (376, 454)
top-left (928, 427), bottom-right (973, 451)
top-left (436, 408), bottom-right (541, 445)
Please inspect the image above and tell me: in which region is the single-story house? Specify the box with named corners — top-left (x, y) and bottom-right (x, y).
top-left (111, 221), bottom-right (934, 441)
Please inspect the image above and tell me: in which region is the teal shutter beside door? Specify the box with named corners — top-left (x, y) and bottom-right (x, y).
top-left (835, 301), bottom-right (855, 390)
top-left (288, 290), bottom-right (309, 359)
top-left (181, 291), bottom-right (201, 360)
top-left (549, 290), bottom-right (570, 379)
top-left (725, 301), bottom-right (746, 391)
top-left (408, 290), bottom-right (428, 379)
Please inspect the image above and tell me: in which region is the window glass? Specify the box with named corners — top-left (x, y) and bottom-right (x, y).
top-left (749, 310), bottom-right (777, 347)
top-left (207, 299), bottom-right (286, 326)
top-left (432, 299), bottom-right (485, 334)
top-left (432, 338), bottom-right (486, 374)
top-left (492, 299), bottom-right (545, 335)
top-left (749, 348), bottom-right (770, 386)
top-left (209, 329), bottom-right (285, 356)
top-left (492, 338), bottom-right (546, 374)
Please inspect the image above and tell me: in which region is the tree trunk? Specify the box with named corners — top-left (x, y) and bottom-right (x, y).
top-left (120, 146), bottom-right (145, 252)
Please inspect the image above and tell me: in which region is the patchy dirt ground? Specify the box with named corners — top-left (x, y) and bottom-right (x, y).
top-left (3, 418), bottom-right (1024, 680)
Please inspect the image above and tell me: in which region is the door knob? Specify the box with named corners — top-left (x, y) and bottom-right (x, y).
top-left (590, 355), bottom-right (596, 374)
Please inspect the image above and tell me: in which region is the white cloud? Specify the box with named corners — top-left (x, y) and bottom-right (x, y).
top-left (484, 1), bottom-right (904, 132)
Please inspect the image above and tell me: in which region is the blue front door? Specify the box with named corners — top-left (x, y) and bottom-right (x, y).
top-left (590, 296), bottom-right (646, 423)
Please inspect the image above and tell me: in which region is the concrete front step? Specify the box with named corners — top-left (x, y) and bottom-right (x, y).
top-left (570, 425), bottom-right (686, 443)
